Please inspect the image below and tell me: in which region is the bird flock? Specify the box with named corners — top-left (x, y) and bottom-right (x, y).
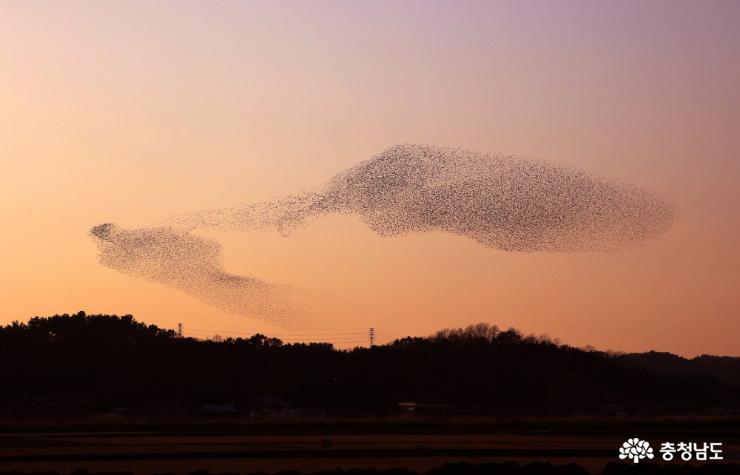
top-left (90, 144), bottom-right (675, 325)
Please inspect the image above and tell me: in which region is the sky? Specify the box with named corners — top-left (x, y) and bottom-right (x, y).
top-left (2, 0), bottom-right (739, 356)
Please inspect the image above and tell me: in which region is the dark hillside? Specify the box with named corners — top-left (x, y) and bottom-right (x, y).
top-left (1, 313), bottom-right (738, 418)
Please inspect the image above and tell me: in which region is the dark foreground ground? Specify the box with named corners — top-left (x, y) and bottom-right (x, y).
top-left (1, 463), bottom-right (740, 475)
top-left (0, 417), bottom-right (738, 475)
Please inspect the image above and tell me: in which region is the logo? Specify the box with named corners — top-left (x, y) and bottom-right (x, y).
top-left (619, 438), bottom-right (655, 463)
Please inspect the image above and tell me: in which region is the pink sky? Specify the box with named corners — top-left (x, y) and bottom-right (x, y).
top-left (1, 1), bottom-right (739, 355)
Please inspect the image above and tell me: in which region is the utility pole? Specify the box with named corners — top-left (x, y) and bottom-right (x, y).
top-left (177, 323), bottom-right (183, 338)
top-left (369, 327), bottom-right (375, 347)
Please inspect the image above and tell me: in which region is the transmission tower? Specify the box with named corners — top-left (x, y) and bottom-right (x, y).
top-left (369, 327), bottom-right (375, 347)
top-left (177, 322), bottom-right (183, 337)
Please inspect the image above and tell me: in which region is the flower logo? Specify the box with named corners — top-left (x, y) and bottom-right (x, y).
top-left (619, 438), bottom-right (655, 463)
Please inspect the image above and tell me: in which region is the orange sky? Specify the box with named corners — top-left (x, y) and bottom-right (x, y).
top-left (2, 1), bottom-right (739, 355)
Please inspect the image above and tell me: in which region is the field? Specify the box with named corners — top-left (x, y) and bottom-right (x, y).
top-left (1, 417), bottom-right (738, 474)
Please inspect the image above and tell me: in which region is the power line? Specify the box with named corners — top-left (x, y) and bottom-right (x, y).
top-left (186, 327), bottom-right (365, 337)
top-left (184, 331), bottom-right (370, 343)
top-left (180, 325), bottom-right (386, 347)
top-left (186, 330), bottom-right (363, 339)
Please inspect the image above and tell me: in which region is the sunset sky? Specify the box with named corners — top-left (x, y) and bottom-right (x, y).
top-left (2, 0), bottom-right (739, 356)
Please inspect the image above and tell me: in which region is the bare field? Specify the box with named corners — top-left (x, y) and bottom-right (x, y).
top-left (1, 420), bottom-right (738, 474)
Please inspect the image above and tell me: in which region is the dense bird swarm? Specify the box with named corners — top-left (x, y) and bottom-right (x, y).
top-left (90, 144), bottom-right (675, 324)
top-left (89, 223), bottom-right (299, 325)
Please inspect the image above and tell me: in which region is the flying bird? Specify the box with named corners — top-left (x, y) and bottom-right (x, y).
top-left (91, 144), bottom-right (675, 324)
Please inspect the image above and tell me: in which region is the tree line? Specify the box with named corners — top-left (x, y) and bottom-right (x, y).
top-left (0, 312), bottom-right (737, 418)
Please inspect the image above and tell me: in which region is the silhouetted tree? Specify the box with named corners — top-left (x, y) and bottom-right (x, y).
top-left (0, 313), bottom-right (737, 418)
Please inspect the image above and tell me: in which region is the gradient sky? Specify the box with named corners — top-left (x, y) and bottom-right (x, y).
top-left (2, 0), bottom-right (739, 355)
